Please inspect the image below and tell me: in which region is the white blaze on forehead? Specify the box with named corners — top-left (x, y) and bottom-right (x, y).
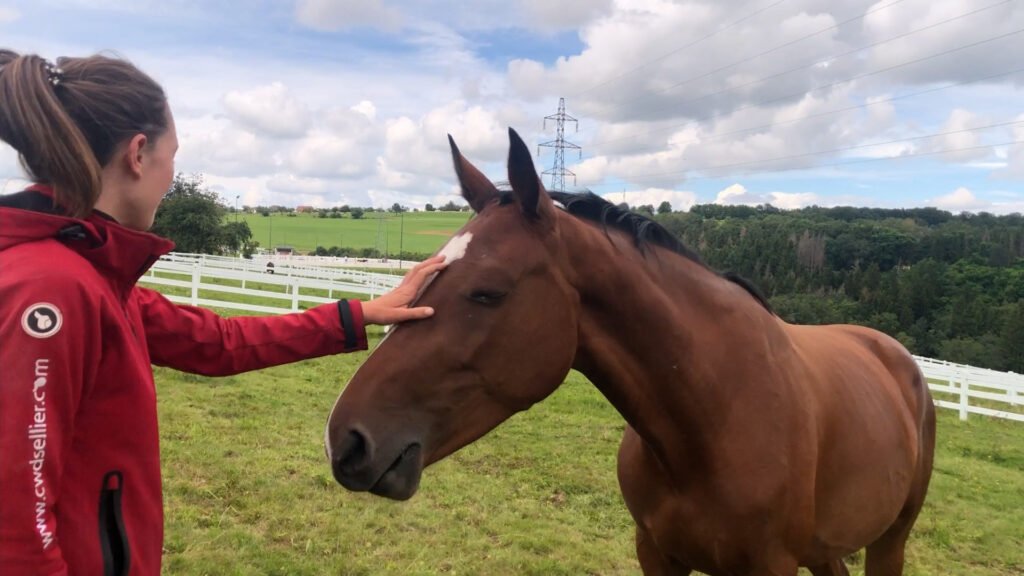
top-left (407, 231), bottom-right (473, 304)
top-left (438, 232), bottom-right (473, 264)
top-left (324, 231), bottom-right (475, 461)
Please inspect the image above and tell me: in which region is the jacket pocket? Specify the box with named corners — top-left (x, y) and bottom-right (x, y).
top-left (98, 471), bottom-right (131, 576)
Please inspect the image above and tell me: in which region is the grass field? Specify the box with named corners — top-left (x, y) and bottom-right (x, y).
top-left (236, 211), bottom-right (471, 254)
top-left (157, 330), bottom-right (1024, 576)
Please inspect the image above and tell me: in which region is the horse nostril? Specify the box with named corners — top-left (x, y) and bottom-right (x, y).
top-left (334, 429), bottom-right (370, 475)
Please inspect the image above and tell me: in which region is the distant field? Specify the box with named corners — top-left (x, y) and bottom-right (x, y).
top-left (235, 211), bottom-right (472, 254)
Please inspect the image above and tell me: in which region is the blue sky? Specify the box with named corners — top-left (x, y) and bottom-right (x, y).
top-left (1, 0), bottom-right (1022, 213)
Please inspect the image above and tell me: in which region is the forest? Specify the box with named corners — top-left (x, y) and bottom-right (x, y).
top-left (655, 204), bottom-right (1024, 372)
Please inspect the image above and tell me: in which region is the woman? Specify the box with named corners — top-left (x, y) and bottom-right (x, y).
top-left (0, 50), bottom-right (446, 575)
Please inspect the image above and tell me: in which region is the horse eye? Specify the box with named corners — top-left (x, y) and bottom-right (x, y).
top-left (468, 290), bottom-right (507, 306)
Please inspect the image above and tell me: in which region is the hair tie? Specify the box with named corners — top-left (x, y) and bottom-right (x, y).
top-left (42, 60), bottom-right (63, 87)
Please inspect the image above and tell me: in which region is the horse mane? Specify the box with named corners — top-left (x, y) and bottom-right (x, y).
top-left (495, 189), bottom-right (772, 313)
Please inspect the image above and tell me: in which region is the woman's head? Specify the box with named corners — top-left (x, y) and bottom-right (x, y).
top-left (0, 50), bottom-right (174, 228)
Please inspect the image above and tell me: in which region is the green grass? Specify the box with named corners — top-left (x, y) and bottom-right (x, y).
top-left (157, 332), bottom-right (1024, 575)
top-left (236, 212), bottom-right (472, 254)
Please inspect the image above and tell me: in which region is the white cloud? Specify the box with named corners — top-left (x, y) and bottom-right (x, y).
top-left (601, 188), bottom-right (696, 211)
top-left (288, 131), bottom-right (374, 179)
top-left (351, 100), bottom-right (377, 121)
top-left (1, 178), bottom-right (31, 195)
top-left (715, 183), bottom-right (755, 205)
top-left (994, 114), bottom-right (1024, 180)
top-left (175, 116), bottom-right (273, 178)
top-left (714, 183), bottom-right (819, 209)
top-left (925, 108), bottom-right (990, 163)
top-left (927, 186), bottom-right (1024, 214)
top-left (520, 0), bottom-right (614, 32)
top-left (0, 6), bottom-right (21, 23)
top-left (931, 187), bottom-right (988, 212)
top-left (223, 83), bottom-right (310, 139)
top-left (295, 0), bottom-right (403, 31)
top-left (770, 192), bottom-right (819, 210)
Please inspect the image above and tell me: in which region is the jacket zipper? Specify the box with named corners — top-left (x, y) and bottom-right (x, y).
top-left (98, 471), bottom-right (131, 576)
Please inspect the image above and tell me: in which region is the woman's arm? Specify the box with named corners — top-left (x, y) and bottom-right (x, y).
top-left (141, 256), bottom-right (446, 376)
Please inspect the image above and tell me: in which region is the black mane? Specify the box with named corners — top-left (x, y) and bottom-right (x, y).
top-left (541, 191), bottom-right (773, 313)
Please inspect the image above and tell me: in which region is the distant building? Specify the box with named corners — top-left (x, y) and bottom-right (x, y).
top-left (274, 245), bottom-right (294, 255)
top-left (296, 205), bottom-right (315, 213)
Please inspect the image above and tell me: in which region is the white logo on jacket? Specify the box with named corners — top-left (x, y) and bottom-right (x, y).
top-left (21, 304), bottom-right (63, 339)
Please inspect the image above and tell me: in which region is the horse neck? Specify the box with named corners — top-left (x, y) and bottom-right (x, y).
top-left (560, 218), bottom-right (784, 474)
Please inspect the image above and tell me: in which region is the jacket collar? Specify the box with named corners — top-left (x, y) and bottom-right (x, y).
top-left (0, 184), bottom-right (175, 287)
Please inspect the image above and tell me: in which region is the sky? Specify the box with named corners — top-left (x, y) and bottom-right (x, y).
top-left (1, 0), bottom-right (1023, 213)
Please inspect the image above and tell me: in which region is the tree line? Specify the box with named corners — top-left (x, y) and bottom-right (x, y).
top-left (654, 204), bottom-right (1024, 372)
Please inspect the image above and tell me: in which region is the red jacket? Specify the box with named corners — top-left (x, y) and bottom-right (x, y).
top-left (0, 186), bottom-right (367, 575)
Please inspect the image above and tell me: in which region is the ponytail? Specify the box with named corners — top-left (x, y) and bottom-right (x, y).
top-left (0, 50), bottom-right (167, 218)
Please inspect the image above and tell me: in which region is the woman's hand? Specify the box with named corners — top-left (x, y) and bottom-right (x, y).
top-left (361, 256), bottom-right (448, 325)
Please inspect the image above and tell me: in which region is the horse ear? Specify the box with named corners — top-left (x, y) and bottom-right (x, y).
top-left (449, 134), bottom-right (499, 213)
top-left (507, 127), bottom-right (554, 222)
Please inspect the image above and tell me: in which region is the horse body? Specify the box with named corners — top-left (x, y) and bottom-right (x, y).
top-left (564, 215), bottom-right (933, 574)
top-left (326, 129), bottom-right (935, 575)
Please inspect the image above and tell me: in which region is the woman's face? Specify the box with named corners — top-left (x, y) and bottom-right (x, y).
top-left (112, 107), bottom-right (178, 230)
top-left (122, 106), bottom-right (178, 231)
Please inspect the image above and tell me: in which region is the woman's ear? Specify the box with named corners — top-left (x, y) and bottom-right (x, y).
top-left (125, 133), bottom-right (149, 178)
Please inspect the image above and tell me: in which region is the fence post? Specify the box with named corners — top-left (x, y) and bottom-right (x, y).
top-left (958, 372), bottom-right (969, 421)
top-left (291, 282), bottom-right (300, 312)
top-left (1009, 373), bottom-right (1019, 406)
top-left (191, 263), bottom-right (200, 306)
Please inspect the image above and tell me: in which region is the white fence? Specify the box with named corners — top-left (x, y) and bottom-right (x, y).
top-left (139, 252), bottom-right (402, 315)
top-left (139, 254), bottom-right (1023, 423)
top-left (915, 356), bottom-right (1024, 423)
top-left (249, 252), bottom-right (421, 270)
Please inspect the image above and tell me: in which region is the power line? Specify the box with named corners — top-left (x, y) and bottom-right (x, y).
top-left (592, 28), bottom-right (1024, 148)
top-left (593, 0), bottom-right (1013, 139)
top-left (619, 120), bottom-right (1024, 181)
top-left (622, 139), bottom-right (1023, 186)
top-left (570, 0), bottom-right (789, 99)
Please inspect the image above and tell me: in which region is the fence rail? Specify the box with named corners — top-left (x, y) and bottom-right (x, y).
top-left (914, 356), bottom-right (1023, 423)
top-left (140, 254), bottom-right (1024, 423)
top-left (139, 252), bottom-right (402, 313)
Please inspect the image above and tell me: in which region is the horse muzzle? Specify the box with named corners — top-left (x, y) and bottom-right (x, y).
top-left (330, 428), bottom-right (424, 501)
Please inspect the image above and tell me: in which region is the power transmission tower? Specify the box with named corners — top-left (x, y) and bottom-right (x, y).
top-left (538, 98), bottom-right (581, 191)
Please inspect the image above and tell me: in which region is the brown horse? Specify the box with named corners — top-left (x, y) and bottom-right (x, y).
top-left (325, 128), bottom-right (936, 576)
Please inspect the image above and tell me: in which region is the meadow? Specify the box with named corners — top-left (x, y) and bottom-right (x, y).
top-left (236, 211), bottom-right (471, 254)
top-left (157, 328), bottom-right (1024, 575)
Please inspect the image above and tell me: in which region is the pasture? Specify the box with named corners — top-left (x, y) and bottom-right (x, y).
top-left (157, 329), bottom-right (1024, 575)
top-left (236, 211), bottom-right (471, 254)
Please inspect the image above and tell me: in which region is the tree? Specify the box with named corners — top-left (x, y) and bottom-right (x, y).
top-left (219, 221), bottom-right (255, 256)
top-left (657, 201), bottom-right (673, 215)
top-left (1002, 300), bottom-right (1024, 372)
top-left (152, 174), bottom-right (238, 254)
top-left (390, 203), bottom-right (406, 213)
top-left (635, 204), bottom-right (655, 217)
top-left (425, 203), bottom-right (435, 212)
top-left (351, 207), bottom-right (365, 219)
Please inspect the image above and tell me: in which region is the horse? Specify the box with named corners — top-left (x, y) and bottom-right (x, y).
top-left (325, 128), bottom-right (936, 576)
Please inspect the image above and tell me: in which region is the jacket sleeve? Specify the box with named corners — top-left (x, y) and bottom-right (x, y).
top-left (136, 287), bottom-right (368, 376)
top-left (0, 275), bottom-right (99, 575)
